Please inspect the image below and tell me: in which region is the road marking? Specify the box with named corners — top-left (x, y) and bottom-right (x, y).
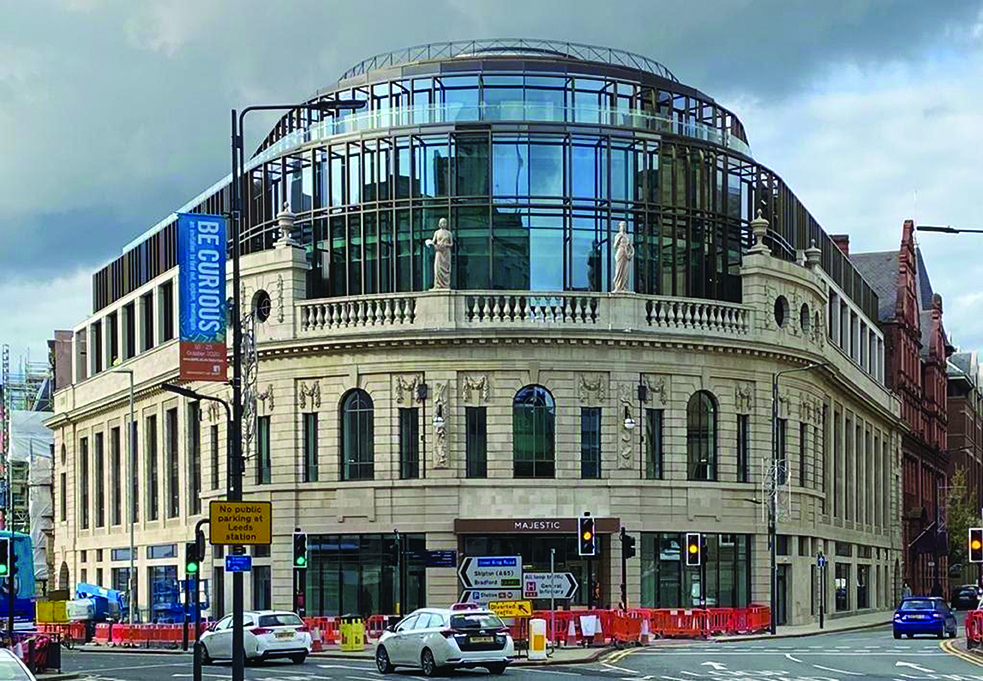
top-left (525, 670), bottom-right (583, 676)
top-left (941, 639), bottom-right (983, 669)
top-left (811, 663), bottom-right (864, 676)
top-left (700, 662), bottom-right (727, 670)
top-left (785, 653), bottom-right (803, 663)
top-left (317, 664), bottom-right (377, 670)
top-left (896, 661), bottom-right (936, 673)
top-left (76, 663), bottom-right (186, 673)
top-left (601, 662), bottom-right (639, 675)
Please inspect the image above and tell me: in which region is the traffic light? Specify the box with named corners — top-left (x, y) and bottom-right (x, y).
top-left (578, 515), bottom-right (597, 557)
top-left (0, 539), bottom-right (8, 577)
top-left (970, 528), bottom-right (983, 563)
top-left (621, 527), bottom-right (636, 560)
top-left (185, 541), bottom-right (200, 575)
top-left (685, 533), bottom-right (702, 567)
top-left (293, 532), bottom-right (308, 568)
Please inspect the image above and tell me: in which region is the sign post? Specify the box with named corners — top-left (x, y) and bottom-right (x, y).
top-left (522, 572), bottom-right (578, 600)
top-left (488, 600), bottom-right (533, 619)
top-left (177, 213), bottom-right (228, 383)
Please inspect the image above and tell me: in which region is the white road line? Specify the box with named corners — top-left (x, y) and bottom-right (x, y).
top-left (601, 662), bottom-right (639, 675)
top-left (524, 670), bottom-right (582, 676)
top-left (785, 653), bottom-right (803, 663)
top-left (812, 663), bottom-right (864, 676)
top-left (80, 663), bottom-right (186, 673)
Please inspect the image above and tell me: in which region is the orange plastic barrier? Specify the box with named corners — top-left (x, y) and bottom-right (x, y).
top-left (93, 623), bottom-right (111, 645)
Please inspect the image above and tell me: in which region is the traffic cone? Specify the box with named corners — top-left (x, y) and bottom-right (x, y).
top-left (640, 616), bottom-right (651, 646)
top-left (566, 618), bottom-right (577, 647)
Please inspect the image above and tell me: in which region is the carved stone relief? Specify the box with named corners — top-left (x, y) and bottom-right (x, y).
top-left (619, 383), bottom-right (634, 469)
top-left (206, 401), bottom-right (222, 423)
top-left (578, 373), bottom-right (606, 404)
top-left (735, 382), bottom-right (755, 413)
top-left (461, 374), bottom-right (490, 403)
top-left (395, 374), bottom-right (423, 404)
top-left (258, 384), bottom-right (275, 413)
top-left (298, 381), bottom-right (321, 410)
top-left (433, 381), bottom-right (448, 469)
top-left (644, 375), bottom-right (668, 406)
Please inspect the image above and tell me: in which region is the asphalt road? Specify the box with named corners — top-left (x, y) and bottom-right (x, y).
top-left (56, 626), bottom-right (983, 680)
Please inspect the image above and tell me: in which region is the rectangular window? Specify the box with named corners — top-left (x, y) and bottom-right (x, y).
top-left (131, 421), bottom-right (139, 523)
top-left (166, 408), bottom-right (179, 518)
top-left (60, 472), bottom-right (67, 522)
top-left (799, 422), bottom-right (808, 487)
top-left (212, 567), bottom-right (225, 618)
top-left (776, 418), bottom-right (787, 485)
top-left (97, 568), bottom-right (104, 587)
top-left (149, 565), bottom-right (178, 619)
top-left (141, 292), bottom-right (154, 351)
top-left (640, 532), bottom-right (752, 608)
top-left (147, 415), bottom-right (158, 521)
top-left (95, 433), bottom-right (105, 527)
top-left (79, 436), bottom-right (89, 529)
top-left (111, 567), bottom-right (130, 594)
top-left (835, 563), bottom-right (851, 612)
top-left (580, 407), bottom-right (601, 479)
top-left (188, 402), bottom-right (201, 515)
top-left (399, 408), bottom-right (420, 480)
top-left (161, 281), bottom-right (174, 342)
top-left (111, 548), bottom-right (132, 561)
top-left (108, 312), bottom-right (119, 366)
top-left (256, 416), bottom-right (271, 484)
top-left (111, 427), bottom-right (121, 525)
top-left (303, 413), bottom-right (318, 483)
top-left (737, 415), bottom-right (750, 483)
top-left (466, 407), bottom-right (487, 478)
top-left (646, 409), bottom-right (665, 480)
top-left (252, 565), bottom-right (272, 610)
top-left (211, 425), bottom-right (220, 490)
top-left (123, 302), bottom-right (136, 359)
top-left (146, 543), bottom-right (177, 559)
top-left (776, 535), bottom-right (790, 556)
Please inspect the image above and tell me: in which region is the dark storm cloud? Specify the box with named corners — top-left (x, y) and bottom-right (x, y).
top-left (2, 0), bottom-right (979, 277)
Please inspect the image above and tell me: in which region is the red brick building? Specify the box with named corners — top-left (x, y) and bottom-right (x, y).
top-left (850, 220), bottom-right (953, 596)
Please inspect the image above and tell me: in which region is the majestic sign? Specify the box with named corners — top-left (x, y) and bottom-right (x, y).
top-left (454, 517), bottom-right (621, 534)
top-left (522, 572), bottom-right (578, 600)
top-left (458, 556), bottom-right (522, 589)
top-left (209, 501), bottom-right (272, 546)
top-left (177, 213), bottom-right (227, 382)
top-left (488, 600), bottom-right (533, 618)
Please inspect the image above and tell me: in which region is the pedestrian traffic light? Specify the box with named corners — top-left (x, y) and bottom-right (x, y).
top-left (293, 532), bottom-right (308, 568)
top-left (685, 533), bottom-right (702, 567)
top-left (620, 527), bottom-right (636, 560)
top-left (578, 515), bottom-right (597, 557)
top-left (185, 541), bottom-right (200, 575)
top-left (970, 528), bottom-right (983, 563)
top-left (0, 539), bottom-right (8, 577)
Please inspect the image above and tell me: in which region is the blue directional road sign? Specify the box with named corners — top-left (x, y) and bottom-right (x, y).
top-left (225, 554), bottom-right (252, 573)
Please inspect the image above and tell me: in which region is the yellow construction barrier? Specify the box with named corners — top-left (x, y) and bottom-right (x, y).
top-left (339, 616), bottom-right (365, 652)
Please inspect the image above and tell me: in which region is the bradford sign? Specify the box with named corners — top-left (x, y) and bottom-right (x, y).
top-left (177, 213), bottom-right (227, 382)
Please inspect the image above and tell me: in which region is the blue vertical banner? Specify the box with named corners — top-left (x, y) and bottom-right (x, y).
top-left (177, 213), bottom-right (228, 382)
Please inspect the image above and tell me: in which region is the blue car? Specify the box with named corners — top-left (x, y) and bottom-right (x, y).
top-left (893, 597), bottom-right (957, 639)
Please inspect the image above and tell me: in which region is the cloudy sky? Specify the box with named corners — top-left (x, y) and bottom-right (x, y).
top-left (2, 0), bottom-right (982, 365)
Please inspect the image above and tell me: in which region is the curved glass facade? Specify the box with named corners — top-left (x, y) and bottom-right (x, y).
top-left (92, 44), bottom-right (879, 318)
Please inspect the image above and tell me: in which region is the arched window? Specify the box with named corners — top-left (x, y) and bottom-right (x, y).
top-left (687, 391), bottom-right (717, 481)
top-left (340, 389), bottom-right (374, 481)
top-left (513, 385), bottom-right (556, 478)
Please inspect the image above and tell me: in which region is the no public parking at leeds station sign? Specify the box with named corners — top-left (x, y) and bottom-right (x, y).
top-left (209, 501), bottom-right (272, 546)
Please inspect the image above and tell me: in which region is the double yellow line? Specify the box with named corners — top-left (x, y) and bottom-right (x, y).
top-left (941, 638), bottom-right (983, 668)
top-left (605, 646), bottom-right (641, 664)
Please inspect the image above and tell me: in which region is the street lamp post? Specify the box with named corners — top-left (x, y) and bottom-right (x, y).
top-left (110, 367), bottom-right (136, 625)
top-left (228, 97), bottom-right (363, 681)
top-left (771, 361), bottom-right (828, 635)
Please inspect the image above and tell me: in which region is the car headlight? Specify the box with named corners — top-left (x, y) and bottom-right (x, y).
top-left (893, 614), bottom-right (902, 620)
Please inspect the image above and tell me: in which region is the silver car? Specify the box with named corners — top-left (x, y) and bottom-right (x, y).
top-left (0, 649), bottom-right (36, 681)
top-left (376, 608), bottom-right (514, 676)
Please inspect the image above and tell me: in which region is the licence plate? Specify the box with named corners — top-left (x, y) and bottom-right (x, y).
top-left (470, 635), bottom-right (493, 644)
top-left (276, 632), bottom-right (294, 639)
top-left (907, 614), bottom-right (926, 620)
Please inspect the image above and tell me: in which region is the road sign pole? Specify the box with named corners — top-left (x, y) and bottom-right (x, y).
top-left (587, 558), bottom-right (593, 609)
top-left (193, 519), bottom-right (208, 681)
top-left (182, 577), bottom-right (190, 651)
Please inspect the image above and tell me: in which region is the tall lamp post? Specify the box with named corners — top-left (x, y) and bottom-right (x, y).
top-left (110, 367), bottom-right (136, 625)
top-left (229, 97), bottom-right (363, 681)
top-left (771, 361), bottom-right (828, 634)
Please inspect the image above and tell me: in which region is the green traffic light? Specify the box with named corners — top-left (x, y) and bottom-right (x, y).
top-left (295, 557), bottom-right (307, 567)
top-left (186, 563), bottom-right (199, 574)
top-left (0, 565), bottom-right (7, 576)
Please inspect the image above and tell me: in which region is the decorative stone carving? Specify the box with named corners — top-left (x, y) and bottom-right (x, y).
top-left (611, 221), bottom-right (635, 293)
top-left (735, 382), bottom-right (755, 413)
top-left (206, 401), bottom-right (222, 423)
top-left (461, 374), bottom-right (490, 403)
top-left (395, 374), bottom-right (423, 404)
top-left (258, 384), bottom-right (275, 413)
top-left (426, 217), bottom-right (453, 290)
top-left (800, 395), bottom-right (823, 424)
top-left (433, 382), bottom-right (448, 469)
top-left (298, 380), bottom-right (321, 410)
top-left (578, 373), bottom-right (606, 404)
top-left (276, 274), bottom-right (284, 323)
top-left (749, 209), bottom-right (770, 254)
top-left (619, 383), bottom-right (635, 469)
top-left (644, 375), bottom-right (668, 406)
top-left (805, 239), bottom-right (822, 269)
top-left (276, 202), bottom-right (298, 247)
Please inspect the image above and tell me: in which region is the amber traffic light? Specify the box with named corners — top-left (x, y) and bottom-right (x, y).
top-left (685, 533), bottom-right (702, 567)
top-left (578, 515), bottom-right (597, 557)
top-left (970, 528), bottom-right (983, 563)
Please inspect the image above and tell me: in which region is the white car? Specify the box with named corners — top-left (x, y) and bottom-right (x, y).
top-left (200, 610), bottom-right (311, 665)
top-left (376, 607), bottom-right (514, 676)
top-left (0, 648), bottom-right (37, 681)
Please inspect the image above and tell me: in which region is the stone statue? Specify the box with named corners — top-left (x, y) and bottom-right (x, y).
top-left (612, 221), bottom-right (634, 293)
top-left (426, 217), bottom-right (453, 290)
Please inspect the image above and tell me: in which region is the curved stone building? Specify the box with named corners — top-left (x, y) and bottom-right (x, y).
top-left (50, 40), bottom-right (901, 626)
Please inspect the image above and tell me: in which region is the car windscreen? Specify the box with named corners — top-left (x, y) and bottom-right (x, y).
top-left (450, 613), bottom-right (505, 630)
top-left (900, 599), bottom-right (935, 610)
top-left (958, 588), bottom-right (977, 595)
top-left (0, 656), bottom-right (31, 681)
top-left (258, 613), bottom-right (303, 627)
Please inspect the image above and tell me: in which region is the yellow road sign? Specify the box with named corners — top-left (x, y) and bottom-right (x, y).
top-left (488, 600), bottom-right (533, 618)
top-left (209, 500), bottom-right (272, 545)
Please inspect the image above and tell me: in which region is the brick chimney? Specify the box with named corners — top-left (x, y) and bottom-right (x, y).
top-left (830, 234), bottom-right (850, 256)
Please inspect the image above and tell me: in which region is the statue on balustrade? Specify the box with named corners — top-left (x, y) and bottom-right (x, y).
top-left (426, 217), bottom-right (453, 290)
top-left (612, 221), bottom-right (634, 293)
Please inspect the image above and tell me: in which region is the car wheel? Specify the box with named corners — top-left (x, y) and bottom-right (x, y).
top-left (200, 643), bottom-right (213, 665)
top-left (893, 630), bottom-right (901, 640)
top-left (376, 646), bottom-right (394, 674)
top-left (938, 630), bottom-right (945, 639)
top-left (421, 648), bottom-right (438, 677)
top-left (906, 633), bottom-right (913, 638)
top-left (291, 653), bottom-right (307, 664)
top-left (486, 662), bottom-right (507, 675)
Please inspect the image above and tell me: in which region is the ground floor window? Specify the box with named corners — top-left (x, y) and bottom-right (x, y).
top-left (213, 567), bottom-right (225, 618)
top-left (835, 563), bottom-right (850, 612)
top-left (148, 565), bottom-right (178, 623)
top-left (252, 565), bottom-right (271, 610)
top-left (462, 534), bottom-right (598, 608)
top-left (111, 567), bottom-right (130, 595)
top-left (857, 564), bottom-right (869, 609)
top-left (306, 533), bottom-right (426, 617)
top-left (640, 533), bottom-right (751, 608)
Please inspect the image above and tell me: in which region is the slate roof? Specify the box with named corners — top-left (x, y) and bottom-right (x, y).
top-left (849, 250), bottom-right (899, 323)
